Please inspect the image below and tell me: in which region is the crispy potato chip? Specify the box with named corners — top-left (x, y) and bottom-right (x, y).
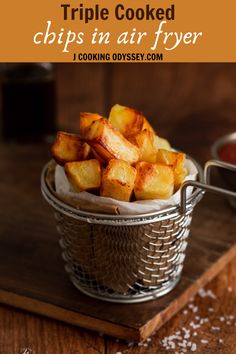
top-left (129, 129), bottom-right (156, 163)
top-left (65, 159), bottom-right (101, 192)
top-left (85, 118), bottom-right (140, 164)
top-left (101, 159), bottom-right (137, 202)
top-left (134, 162), bottom-right (174, 200)
top-left (80, 112), bottom-right (102, 137)
top-left (155, 149), bottom-right (187, 190)
top-left (51, 131), bottom-right (90, 166)
top-left (109, 104), bottom-right (144, 138)
top-left (109, 104), bottom-right (156, 138)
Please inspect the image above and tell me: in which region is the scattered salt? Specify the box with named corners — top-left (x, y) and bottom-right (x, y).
top-left (198, 288), bottom-right (216, 299)
top-left (127, 341), bottom-right (134, 347)
top-left (183, 310), bottom-right (188, 315)
top-left (208, 307), bottom-right (214, 312)
top-left (191, 343), bottom-right (197, 351)
top-left (190, 321), bottom-right (200, 329)
top-left (220, 316), bottom-right (225, 322)
top-left (219, 339), bottom-right (224, 344)
top-left (228, 287), bottom-right (232, 292)
top-left (200, 318), bottom-right (209, 325)
top-left (201, 339), bottom-right (208, 344)
top-left (211, 326), bottom-right (220, 331)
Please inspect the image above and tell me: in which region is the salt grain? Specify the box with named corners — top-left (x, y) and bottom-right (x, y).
top-left (228, 287), bottom-right (232, 292)
top-left (201, 339), bottom-right (208, 344)
top-left (208, 307), bottom-right (214, 312)
top-left (190, 321), bottom-right (200, 329)
top-left (219, 339), bottom-right (224, 344)
top-left (220, 316), bottom-right (225, 322)
top-left (211, 326), bottom-right (220, 331)
top-left (200, 318), bottom-right (209, 325)
top-left (198, 288), bottom-right (216, 299)
top-left (127, 341), bottom-right (134, 347)
top-left (191, 343), bottom-right (197, 351)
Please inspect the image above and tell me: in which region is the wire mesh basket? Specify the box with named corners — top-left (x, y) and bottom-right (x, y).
top-left (41, 158), bottom-right (236, 303)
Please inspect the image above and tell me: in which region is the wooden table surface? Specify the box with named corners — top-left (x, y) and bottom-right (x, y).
top-left (1, 257), bottom-right (236, 354)
top-left (0, 142), bottom-right (236, 354)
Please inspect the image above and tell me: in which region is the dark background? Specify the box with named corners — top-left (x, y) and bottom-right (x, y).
top-left (56, 64), bottom-right (236, 162)
top-left (1, 63), bottom-right (236, 163)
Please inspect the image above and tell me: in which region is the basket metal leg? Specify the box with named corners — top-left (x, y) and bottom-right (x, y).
top-left (180, 160), bottom-right (236, 214)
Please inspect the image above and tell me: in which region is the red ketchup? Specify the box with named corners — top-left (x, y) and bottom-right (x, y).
top-left (218, 142), bottom-right (236, 165)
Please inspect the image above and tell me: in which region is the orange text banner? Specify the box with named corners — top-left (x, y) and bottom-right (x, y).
top-left (0, 0), bottom-right (235, 62)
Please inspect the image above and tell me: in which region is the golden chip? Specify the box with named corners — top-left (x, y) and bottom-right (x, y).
top-left (80, 112), bottom-right (102, 137)
top-left (134, 162), bottom-right (174, 200)
top-left (51, 131), bottom-right (90, 166)
top-left (65, 159), bottom-right (101, 192)
top-left (85, 118), bottom-right (140, 164)
top-left (155, 149), bottom-right (187, 190)
top-left (101, 159), bottom-right (137, 202)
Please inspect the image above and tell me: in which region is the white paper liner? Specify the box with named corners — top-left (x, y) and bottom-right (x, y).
top-left (55, 159), bottom-right (198, 215)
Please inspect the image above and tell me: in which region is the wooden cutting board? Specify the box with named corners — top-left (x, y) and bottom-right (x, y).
top-left (0, 144), bottom-right (235, 341)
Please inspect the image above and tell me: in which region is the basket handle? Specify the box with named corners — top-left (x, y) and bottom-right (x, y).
top-left (180, 159), bottom-right (236, 214)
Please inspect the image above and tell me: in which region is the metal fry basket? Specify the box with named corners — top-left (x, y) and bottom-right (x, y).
top-left (41, 158), bottom-right (236, 303)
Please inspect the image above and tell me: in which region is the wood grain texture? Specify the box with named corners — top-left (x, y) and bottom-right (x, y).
top-left (1, 257), bottom-right (236, 353)
top-left (56, 64), bottom-right (106, 133)
top-left (56, 64), bottom-right (236, 161)
top-left (0, 144), bottom-right (235, 344)
top-left (0, 304), bottom-right (105, 354)
top-left (107, 257), bottom-right (236, 354)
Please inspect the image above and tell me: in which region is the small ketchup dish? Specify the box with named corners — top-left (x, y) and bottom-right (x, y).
top-left (211, 132), bottom-right (236, 208)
